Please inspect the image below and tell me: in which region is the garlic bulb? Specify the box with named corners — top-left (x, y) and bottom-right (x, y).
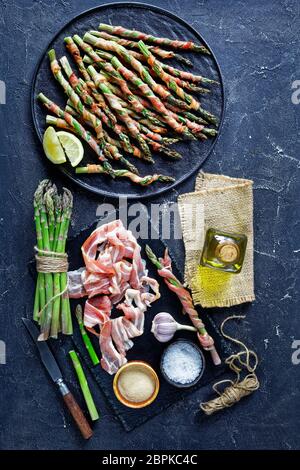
top-left (151, 312), bottom-right (197, 343)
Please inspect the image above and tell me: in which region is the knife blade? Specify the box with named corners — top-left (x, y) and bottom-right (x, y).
top-left (23, 318), bottom-right (93, 439)
top-left (23, 318), bottom-right (63, 382)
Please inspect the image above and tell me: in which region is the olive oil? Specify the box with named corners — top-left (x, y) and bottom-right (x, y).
top-left (200, 228), bottom-right (247, 273)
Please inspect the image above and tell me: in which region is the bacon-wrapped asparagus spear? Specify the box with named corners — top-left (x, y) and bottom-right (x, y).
top-left (145, 245), bottom-right (221, 366)
top-left (159, 62), bottom-right (218, 85)
top-left (140, 125), bottom-right (176, 145)
top-left (58, 101), bottom-right (179, 162)
top-left (46, 115), bottom-right (153, 164)
top-left (76, 164), bottom-right (175, 186)
top-left (64, 37), bottom-right (118, 128)
top-left (128, 91), bottom-right (213, 137)
top-left (108, 56), bottom-right (195, 139)
top-left (95, 53), bottom-right (209, 94)
top-left (124, 84), bottom-right (210, 133)
top-left (91, 53), bottom-right (166, 128)
top-left (134, 101), bottom-right (205, 139)
top-left (128, 127), bottom-right (182, 160)
top-left (72, 35), bottom-right (169, 128)
top-left (158, 108), bottom-right (217, 139)
top-left (127, 53), bottom-right (215, 88)
top-left (98, 24), bottom-right (210, 54)
top-left (83, 50), bottom-right (216, 88)
top-left (147, 68), bottom-right (210, 95)
top-left (74, 35), bottom-right (191, 124)
top-left (128, 113), bottom-right (167, 134)
top-left (87, 65), bottom-right (152, 159)
top-left (138, 41), bottom-right (200, 110)
top-left (137, 41), bottom-right (218, 124)
top-left (102, 131), bottom-right (152, 162)
top-left (59, 56), bottom-right (134, 154)
top-left (58, 102), bottom-right (139, 173)
top-left (90, 30), bottom-right (193, 66)
top-left (87, 43), bottom-right (147, 66)
top-left (102, 140), bottom-right (139, 175)
top-left (83, 33), bottom-right (195, 113)
top-left (48, 49), bottom-right (105, 140)
top-left (37, 93), bottom-right (115, 177)
top-left (164, 102), bottom-right (208, 125)
top-left (65, 99), bottom-right (153, 163)
top-left (143, 139), bottom-right (182, 160)
top-left (46, 115), bottom-right (73, 132)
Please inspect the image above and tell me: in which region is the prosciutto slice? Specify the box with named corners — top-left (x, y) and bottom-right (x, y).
top-left (68, 220), bottom-right (160, 374)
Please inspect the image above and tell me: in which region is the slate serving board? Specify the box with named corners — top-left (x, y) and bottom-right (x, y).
top-left (68, 220), bottom-right (228, 431)
top-left (31, 2), bottom-right (225, 199)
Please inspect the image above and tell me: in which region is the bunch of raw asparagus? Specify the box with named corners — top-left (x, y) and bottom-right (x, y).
top-left (38, 24), bottom-right (219, 187)
top-left (33, 180), bottom-right (73, 340)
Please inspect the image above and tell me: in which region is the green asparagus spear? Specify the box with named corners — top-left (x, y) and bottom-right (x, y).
top-left (69, 350), bottom-right (99, 421)
top-left (75, 305), bottom-right (100, 366)
top-left (33, 181), bottom-right (48, 322)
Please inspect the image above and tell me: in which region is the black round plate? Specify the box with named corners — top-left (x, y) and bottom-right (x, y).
top-left (31, 2), bottom-right (225, 199)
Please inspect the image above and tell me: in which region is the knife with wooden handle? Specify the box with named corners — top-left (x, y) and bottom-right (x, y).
top-left (23, 318), bottom-right (93, 440)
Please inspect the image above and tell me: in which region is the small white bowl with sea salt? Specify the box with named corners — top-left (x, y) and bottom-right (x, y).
top-left (160, 339), bottom-right (205, 388)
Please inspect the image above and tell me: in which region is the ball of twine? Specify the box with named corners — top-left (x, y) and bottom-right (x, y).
top-left (200, 315), bottom-right (260, 415)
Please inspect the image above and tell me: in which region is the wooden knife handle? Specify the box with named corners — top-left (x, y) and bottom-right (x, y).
top-left (63, 391), bottom-right (93, 439)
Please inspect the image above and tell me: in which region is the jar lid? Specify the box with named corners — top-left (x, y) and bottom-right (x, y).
top-left (216, 241), bottom-right (240, 263)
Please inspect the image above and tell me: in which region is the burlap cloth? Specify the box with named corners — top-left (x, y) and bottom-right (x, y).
top-left (178, 172), bottom-right (255, 308)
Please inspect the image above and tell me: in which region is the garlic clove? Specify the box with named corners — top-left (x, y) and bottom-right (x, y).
top-left (151, 312), bottom-right (178, 343)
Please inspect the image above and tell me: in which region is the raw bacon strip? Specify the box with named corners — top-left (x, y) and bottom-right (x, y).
top-left (117, 304), bottom-right (144, 334)
top-left (82, 270), bottom-right (111, 298)
top-left (84, 296), bottom-right (111, 329)
top-left (141, 276), bottom-right (161, 306)
top-left (100, 321), bottom-right (127, 374)
top-left (129, 245), bottom-right (147, 289)
top-left (116, 283), bottom-right (159, 334)
top-left (69, 220), bottom-right (161, 374)
top-left (109, 260), bottom-right (132, 304)
top-left (111, 317), bottom-right (133, 355)
top-left (81, 220), bottom-right (122, 274)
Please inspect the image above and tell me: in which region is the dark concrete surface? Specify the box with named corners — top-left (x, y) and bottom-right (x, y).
top-left (0, 0), bottom-right (299, 450)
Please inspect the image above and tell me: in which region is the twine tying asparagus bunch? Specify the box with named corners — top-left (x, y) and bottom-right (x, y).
top-left (33, 180), bottom-right (73, 341)
top-left (200, 316), bottom-right (260, 415)
top-left (35, 246), bottom-right (68, 273)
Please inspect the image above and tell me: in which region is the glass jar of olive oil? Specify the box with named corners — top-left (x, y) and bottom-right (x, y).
top-left (200, 228), bottom-right (247, 273)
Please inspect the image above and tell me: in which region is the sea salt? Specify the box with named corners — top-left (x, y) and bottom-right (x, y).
top-left (162, 342), bottom-right (203, 385)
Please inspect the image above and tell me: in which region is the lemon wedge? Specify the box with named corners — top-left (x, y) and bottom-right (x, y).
top-left (56, 131), bottom-right (84, 167)
top-left (43, 127), bottom-right (66, 164)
